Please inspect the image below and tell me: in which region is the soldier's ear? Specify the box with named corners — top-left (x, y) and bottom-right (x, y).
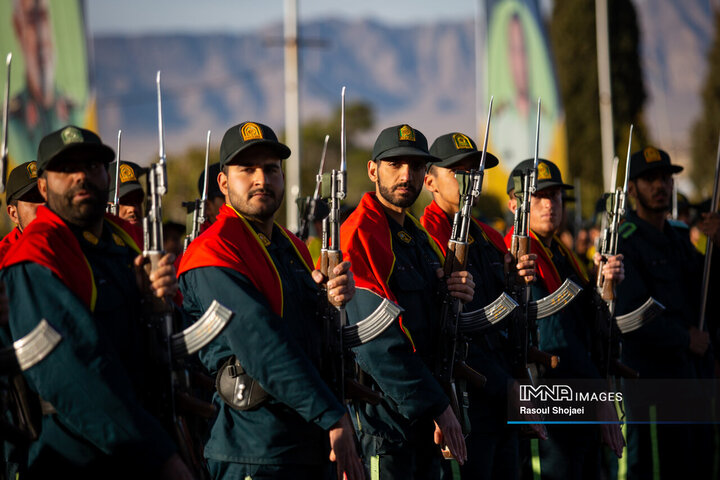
top-left (627, 180), bottom-right (637, 198)
top-left (37, 177), bottom-right (48, 202)
top-left (7, 204), bottom-right (18, 225)
top-left (218, 170), bottom-right (228, 197)
top-left (367, 160), bottom-right (378, 183)
top-left (507, 196), bottom-right (517, 214)
top-left (423, 171), bottom-right (437, 194)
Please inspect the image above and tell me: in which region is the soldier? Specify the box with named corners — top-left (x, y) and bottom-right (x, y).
top-left (107, 160), bottom-right (146, 225)
top-left (0, 126), bottom-right (192, 479)
top-left (340, 124), bottom-right (473, 479)
top-left (421, 132), bottom-right (543, 479)
top-left (0, 161), bottom-right (43, 258)
top-left (505, 159), bottom-right (625, 480)
top-left (616, 146), bottom-right (714, 479)
top-left (177, 122), bottom-right (363, 480)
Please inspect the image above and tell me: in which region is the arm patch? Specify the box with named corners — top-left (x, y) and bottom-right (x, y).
top-left (619, 222), bottom-right (637, 239)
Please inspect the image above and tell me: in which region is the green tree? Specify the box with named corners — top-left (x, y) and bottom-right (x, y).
top-left (550, 0), bottom-right (648, 219)
top-left (691, 11), bottom-right (720, 199)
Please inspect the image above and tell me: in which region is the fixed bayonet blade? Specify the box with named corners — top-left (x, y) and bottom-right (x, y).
top-left (1, 53), bottom-right (11, 193)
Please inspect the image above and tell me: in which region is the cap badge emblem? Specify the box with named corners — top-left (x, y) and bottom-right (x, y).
top-left (61, 126), bottom-right (83, 144)
top-left (452, 133), bottom-right (473, 150)
top-left (241, 122), bottom-right (263, 141)
top-left (399, 125), bottom-right (415, 142)
top-left (27, 161), bottom-right (37, 179)
top-left (537, 161), bottom-right (552, 180)
top-left (119, 164), bottom-right (136, 183)
top-left (644, 147), bottom-right (661, 163)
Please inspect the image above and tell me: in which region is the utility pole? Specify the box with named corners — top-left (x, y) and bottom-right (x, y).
top-left (284, 0), bottom-right (301, 231)
top-left (596, 0), bottom-right (615, 191)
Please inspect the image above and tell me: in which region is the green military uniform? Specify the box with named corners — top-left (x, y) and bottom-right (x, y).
top-left (350, 214), bottom-right (450, 480)
top-left (0, 215), bottom-right (177, 479)
top-left (616, 210), bottom-right (713, 479)
top-left (179, 220), bottom-right (345, 479)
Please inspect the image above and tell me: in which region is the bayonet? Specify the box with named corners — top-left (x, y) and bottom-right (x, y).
top-left (1, 53), bottom-right (11, 193)
top-left (107, 130), bottom-right (122, 215)
top-left (296, 134), bottom-right (330, 242)
top-left (183, 130), bottom-right (211, 251)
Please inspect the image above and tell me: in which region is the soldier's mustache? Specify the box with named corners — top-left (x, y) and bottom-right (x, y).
top-left (248, 188), bottom-right (275, 199)
top-left (67, 182), bottom-right (103, 202)
top-left (392, 182), bottom-right (416, 193)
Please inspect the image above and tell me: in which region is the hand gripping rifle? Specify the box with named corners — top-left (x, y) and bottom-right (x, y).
top-left (106, 130), bottom-right (122, 215)
top-left (144, 72), bottom-right (233, 477)
top-left (318, 87), bottom-right (402, 404)
top-left (507, 99), bottom-right (581, 382)
top-left (2, 53), bottom-right (12, 193)
top-left (594, 126), bottom-right (664, 379)
top-left (182, 130), bottom-right (211, 252)
top-left (296, 134), bottom-right (330, 242)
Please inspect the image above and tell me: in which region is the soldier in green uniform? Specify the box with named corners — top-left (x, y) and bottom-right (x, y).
top-left (615, 146), bottom-right (714, 480)
top-left (340, 124), bottom-right (474, 479)
top-left (107, 160), bottom-right (146, 225)
top-left (0, 126), bottom-right (192, 479)
top-left (177, 121), bottom-right (363, 480)
top-left (505, 159), bottom-right (625, 480)
top-left (421, 132), bottom-right (544, 480)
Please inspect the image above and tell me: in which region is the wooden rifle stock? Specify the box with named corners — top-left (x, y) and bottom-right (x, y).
top-left (453, 360), bottom-right (487, 389)
top-left (344, 378), bottom-right (383, 405)
top-left (527, 346), bottom-right (559, 370)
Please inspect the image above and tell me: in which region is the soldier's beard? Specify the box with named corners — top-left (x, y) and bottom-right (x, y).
top-left (377, 173), bottom-right (420, 209)
top-left (47, 181), bottom-right (107, 229)
top-left (635, 189), bottom-right (669, 214)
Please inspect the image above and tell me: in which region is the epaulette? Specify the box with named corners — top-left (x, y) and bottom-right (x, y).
top-left (667, 219), bottom-right (689, 230)
top-left (619, 221), bottom-right (637, 239)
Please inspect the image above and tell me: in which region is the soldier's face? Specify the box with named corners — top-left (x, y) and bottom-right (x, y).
top-left (424, 159), bottom-right (478, 214)
top-left (529, 187), bottom-right (563, 239)
top-left (117, 190), bottom-right (144, 225)
top-left (39, 157), bottom-right (109, 228)
top-left (205, 196), bottom-right (225, 224)
top-left (629, 169), bottom-right (673, 213)
top-left (369, 156), bottom-right (426, 209)
top-left (219, 149), bottom-right (285, 223)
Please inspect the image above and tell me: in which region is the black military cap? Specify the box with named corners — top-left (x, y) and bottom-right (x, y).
top-left (220, 122), bottom-right (291, 168)
top-left (629, 146), bottom-right (683, 180)
top-left (506, 158), bottom-right (573, 194)
top-left (372, 124), bottom-right (437, 162)
top-left (429, 132), bottom-right (499, 169)
top-left (37, 125), bottom-right (115, 175)
top-left (6, 161), bottom-right (39, 204)
top-left (197, 162), bottom-right (223, 199)
top-left (107, 160), bottom-right (146, 202)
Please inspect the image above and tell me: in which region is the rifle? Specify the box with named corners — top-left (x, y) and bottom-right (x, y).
top-left (594, 126), bottom-right (664, 379)
top-left (699, 134), bottom-right (720, 331)
top-left (143, 72), bottom-right (233, 478)
top-left (507, 98), bottom-right (561, 380)
top-left (296, 134), bottom-right (330, 242)
top-left (1, 53), bottom-right (11, 193)
top-left (182, 130), bottom-right (211, 252)
top-left (106, 130), bottom-right (121, 215)
top-left (318, 87), bottom-right (401, 404)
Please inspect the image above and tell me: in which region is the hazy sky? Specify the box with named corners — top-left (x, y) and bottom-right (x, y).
top-left (86, 0), bottom-right (486, 35)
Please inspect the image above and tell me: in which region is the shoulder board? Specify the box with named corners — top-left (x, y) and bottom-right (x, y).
top-left (619, 221), bottom-right (637, 239)
top-left (667, 219), bottom-right (689, 230)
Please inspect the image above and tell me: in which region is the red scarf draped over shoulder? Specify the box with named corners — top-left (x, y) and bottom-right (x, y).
top-left (177, 204), bottom-right (312, 317)
top-left (0, 227), bottom-right (23, 261)
top-left (0, 206), bottom-right (142, 311)
top-left (340, 192), bottom-right (444, 347)
top-left (503, 226), bottom-right (588, 293)
top-left (421, 199), bottom-right (508, 257)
